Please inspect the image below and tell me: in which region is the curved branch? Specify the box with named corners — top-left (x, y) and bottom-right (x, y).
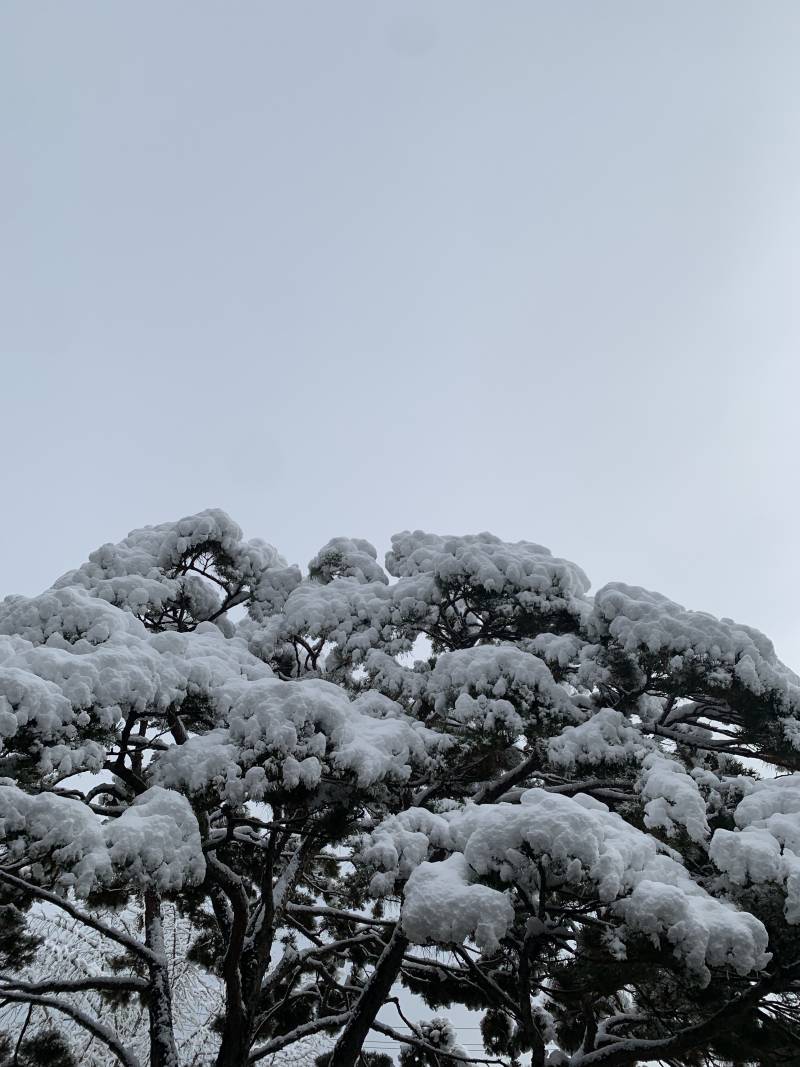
top-left (0, 975), bottom-right (147, 995)
top-left (287, 903), bottom-right (395, 928)
top-left (572, 977), bottom-right (772, 1067)
top-left (248, 1012), bottom-right (352, 1062)
top-left (0, 869), bottom-right (158, 965)
top-left (473, 751), bottom-right (540, 804)
top-left (372, 1020), bottom-right (506, 1064)
top-left (0, 989), bottom-right (141, 1067)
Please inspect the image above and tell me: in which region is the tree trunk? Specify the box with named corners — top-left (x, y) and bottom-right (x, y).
top-left (214, 1010), bottom-right (253, 1067)
top-left (328, 924), bottom-right (409, 1067)
top-left (213, 831), bottom-right (312, 1066)
top-left (144, 891), bottom-right (180, 1067)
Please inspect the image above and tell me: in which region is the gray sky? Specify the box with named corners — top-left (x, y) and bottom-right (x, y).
top-left (3, 2), bottom-right (800, 666)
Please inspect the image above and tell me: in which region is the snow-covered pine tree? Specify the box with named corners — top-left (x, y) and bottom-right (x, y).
top-left (1, 510), bottom-right (799, 1065)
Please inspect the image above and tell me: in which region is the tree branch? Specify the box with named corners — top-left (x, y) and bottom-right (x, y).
top-left (248, 1012), bottom-right (352, 1062)
top-left (327, 922), bottom-right (410, 1067)
top-left (0, 975), bottom-right (147, 995)
top-left (0, 989), bottom-right (141, 1067)
top-left (372, 1020), bottom-right (506, 1064)
top-left (0, 870), bottom-right (158, 965)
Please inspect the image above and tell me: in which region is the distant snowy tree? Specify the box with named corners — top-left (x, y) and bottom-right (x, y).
top-left (0, 510), bottom-right (799, 1065)
top-left (0, 903), bottom-right (221, 1065)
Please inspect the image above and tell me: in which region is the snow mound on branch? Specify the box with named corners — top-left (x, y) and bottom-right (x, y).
top-left (153, 678), bottom-right (445, 801)
top-left (413, 1017), bottom-right (469, 1061)
top-left (526, 632), bottom-right (586, 667)
top-left (149, 625), bottom-right (274, 689)
top-left (366, 791), bottom-right (769, 981)
top-left (423, 644), bottom-right (578, 734)
top-left (104, 787), bottom-right (205, 892)
top-left (709, 827), bottom-right (800, 923)
top-left (385, 533), bottom-right (591, 638)
top-left (547, 708), bottom-right (652, 770)
top-left (248, 562), bottom-right (303, 622)
top-left (58, 510), bottom-right (262, 585)
top-left (363, 649), bottom-right (429, 705)
top-left (0, 593), bottom-right (274, 775)
top-left (710, 774), bottom-right (800, 921)
top-left (386, 532), bottom-right (589, 596)
top-left (731, 773), bottom-right (800, 840)
top-left (0, 786), bottom-right (111, 889)
top-left (308, 537), bottom-right (388, 585)
top-left (401, 853), bottom-right (515, 951)
top-left (222, 680), bottom-right (436, 789)
top-left (638, 753), bottom-right (710, 843)
top-left (613, 858), bottom-right (769, 981)
top-left (0, 784), bottom-right (204, 895)
top-left (0, 587), bottom-right (147, 647)
top-left (589, 583), bottom-right (800, 712)
top-left (246, 579), bottom-right (394, 666)
top-left (362, 808), bottom-right (452, 893)
top-left (0, 649), bottom-right (84, 746)
top-left (53, 509), bottom-right (292, 625)
top-left (152, 728), bottom-right (241, 796)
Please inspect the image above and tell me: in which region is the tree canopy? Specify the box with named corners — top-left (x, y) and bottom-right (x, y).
top-left (1, 509), bottom-right (799, 1066)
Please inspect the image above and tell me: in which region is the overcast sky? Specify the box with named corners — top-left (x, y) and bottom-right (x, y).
top-left (3, 2), bottom-right (800, 667)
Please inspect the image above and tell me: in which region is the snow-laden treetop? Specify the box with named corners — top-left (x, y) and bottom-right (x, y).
top-left (1, 509), bottom-right (799, 1067)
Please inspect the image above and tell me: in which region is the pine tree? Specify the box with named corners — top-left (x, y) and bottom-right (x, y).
top-left (1, 511), bottom-right (799, 1065)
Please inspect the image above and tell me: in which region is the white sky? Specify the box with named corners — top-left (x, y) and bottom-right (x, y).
top-left (3, 2), bottom-right (800, 668)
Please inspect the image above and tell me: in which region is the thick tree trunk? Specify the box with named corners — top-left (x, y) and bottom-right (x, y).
top-left (214, 1010), bottom-right (253, 1067)
top-left (144, 892), bottom-right (180, 1067)
top-left (328, 924), bottom-right (409, 1067)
